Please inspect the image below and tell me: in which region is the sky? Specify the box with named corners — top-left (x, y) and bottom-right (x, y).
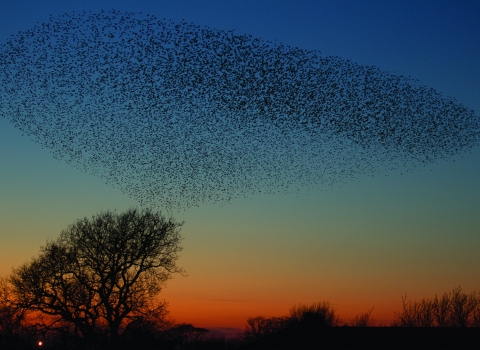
top-left (1, 0), bottom-right (479, 330)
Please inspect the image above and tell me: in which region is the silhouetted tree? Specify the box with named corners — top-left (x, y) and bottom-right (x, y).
top-left (243, 316), bottom-right (290, 343)
top-left (0, 277), bottom-right (27, 348)
top-left (10, 209), bottom-right (184, 348)
top-left (394, 286), bottom-right (480, 327)
top-left (167, 323), bottom-right (209, 350)
top-left (120, 305), bottom-right (175, 350)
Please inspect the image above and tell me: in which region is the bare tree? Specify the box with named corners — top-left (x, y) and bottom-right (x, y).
top-left (0, 277), bottom-right (26, 346)
top-left (10, 208), bottom-right (184, 347)
top-left (432, 292), bottom-right (450, 327)
top-left (243, 316), bottom-right (290, 343)
top-left (394, 286), bottom-right (480, 327)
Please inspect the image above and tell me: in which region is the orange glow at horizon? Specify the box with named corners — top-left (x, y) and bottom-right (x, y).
top-left (162, 294), bottom-right (399, 329)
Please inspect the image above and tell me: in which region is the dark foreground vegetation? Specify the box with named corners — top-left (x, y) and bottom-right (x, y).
top-left (1, 210), bottom-right (479, 349)
top-left (241, 327), bottom-right (480, 350)
top-left (2, 289), bottom-right (480, 349)
top-left (239, 297), bottom-right (480, 350)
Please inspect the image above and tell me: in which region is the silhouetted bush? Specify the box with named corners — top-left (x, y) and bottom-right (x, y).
top-left (289, 301), bottom-right (340, 327)
top-left (167, 323), bottom-right (209, 350)
top-left (394, 286), bottom-right (480, 327)
top-left (242, 316), bottom-right (290, 343)
top-left (0, 277), bottom-right (34, 350)
top-left (194, 335), bottom-right (243, 350)
top-left (348, 307), bottom-right (375, 327)
top-left (242, 301), bottom-right (340, 346)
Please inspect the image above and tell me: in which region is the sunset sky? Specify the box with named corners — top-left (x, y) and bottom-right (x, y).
top-left (1, 0), bottom-right (479, 331)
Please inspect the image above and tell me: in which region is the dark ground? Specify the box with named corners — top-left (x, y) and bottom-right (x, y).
top-left (240, 327), bottom-right (480, 350)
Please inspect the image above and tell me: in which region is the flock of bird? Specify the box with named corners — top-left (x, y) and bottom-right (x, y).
top-left (1, 9), bottom-right (478, 210)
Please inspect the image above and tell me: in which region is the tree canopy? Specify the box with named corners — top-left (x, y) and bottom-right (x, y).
top-left (10, 208), bottom-right (184, 347)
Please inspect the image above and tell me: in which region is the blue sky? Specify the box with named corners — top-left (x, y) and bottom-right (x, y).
top-left (1, 0), bottom-right (479, 327)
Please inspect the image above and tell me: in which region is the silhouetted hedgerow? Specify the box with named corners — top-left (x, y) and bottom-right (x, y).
top-left (394, 286), bottom-right (480, 327)
top-left (2, 292), bottom-right (480, 349)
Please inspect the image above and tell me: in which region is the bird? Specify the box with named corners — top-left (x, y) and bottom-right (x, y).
top-left (0, 9), bottom-right (478, 211)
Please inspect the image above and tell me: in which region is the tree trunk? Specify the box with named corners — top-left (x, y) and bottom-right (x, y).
top-left (108, 322), bottom-right (120, 350)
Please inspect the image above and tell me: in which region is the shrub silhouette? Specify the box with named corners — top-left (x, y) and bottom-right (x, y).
top-left (167, 323), bottom-right (209, 350)
top-left (243, 301), bottom-right (339, 345)
top-left (394, 286), bottom-right (480, 327)
top-left (0, 277), bottom-right (30, 349)
top-left (243, 316), bottom-right (290, 343)
top-left (349, 307), bottom-right (375, 327)
top-left (289, 301), bottom-right (340, 327)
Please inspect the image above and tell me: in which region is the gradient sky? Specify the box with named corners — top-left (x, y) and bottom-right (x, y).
top-left (1, 0), bottom-right (479, 329)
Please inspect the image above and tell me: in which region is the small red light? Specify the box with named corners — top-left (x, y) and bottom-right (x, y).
top-left (38, 341), bottom-right (43, 346)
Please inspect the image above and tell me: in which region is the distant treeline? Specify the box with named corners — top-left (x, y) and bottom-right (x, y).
top-left (240, 289), bottom-right (480, 349)
top-left (1, 286), bottom-right (480, 349)
top-left (395, 286), bottom-right (480, 327)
